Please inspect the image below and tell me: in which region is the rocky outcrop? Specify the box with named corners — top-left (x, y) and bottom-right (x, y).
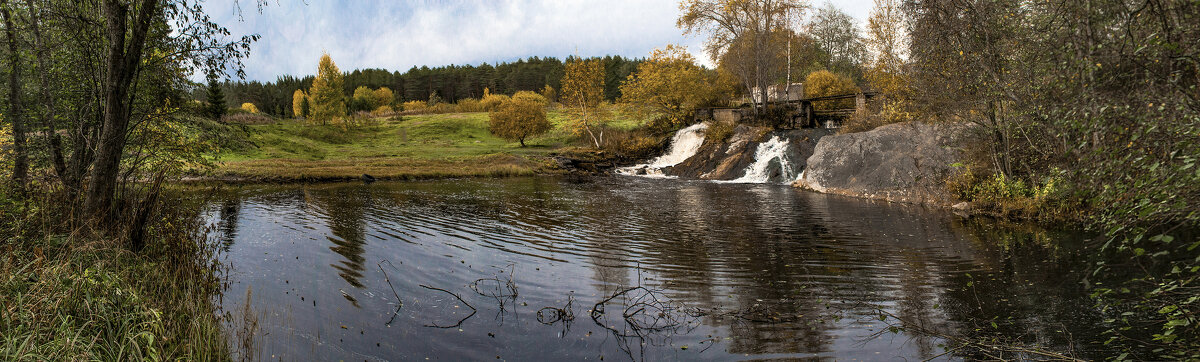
top-left (670, 124), bottom-right (832, 182)
top-left (794, 122), bottom-right (970, 206)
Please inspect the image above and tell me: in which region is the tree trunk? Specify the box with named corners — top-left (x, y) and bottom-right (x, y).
top-left (23, 0), bottom-right (68, 182)
top-left (84, 0), bottom-right (159, 219)
top-left (1, 1), bottom-right (28, 188)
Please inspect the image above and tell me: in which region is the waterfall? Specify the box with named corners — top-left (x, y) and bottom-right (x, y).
top-left (616, 122), bottom-right (708, 178)
top-left (725, 136), bottom-right (799, 184)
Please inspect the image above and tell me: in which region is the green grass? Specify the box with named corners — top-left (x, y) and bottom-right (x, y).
top-left (213, 110), bottom-right (648, 181)
top-left (1, 194), bottom-right (230, 361)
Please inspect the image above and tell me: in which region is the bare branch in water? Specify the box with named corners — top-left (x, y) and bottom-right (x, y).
top-left (419, 284), bottom-right (477, 328)
top-left (377, 260), bottom-right (403, 325)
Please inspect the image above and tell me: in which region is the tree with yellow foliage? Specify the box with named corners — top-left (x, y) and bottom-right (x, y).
top-left (539, 85), bottom-right (557, 104)
top-left (488, 99), bottom-right (550, 147)
top-left (804, 70), bottom-right (860, 110)
top-left (292, 89), bottom-right (308, 118)
top-left (619, 45), bottom-right (732, 126)
top-left (308, 53), bottom-right (347, 125)
top-left (864, 0), bottom-right (914, 123)
top-left (351, 86), bottom-right (375, 112)
top-left (561, 57), bottom-right (608, 148)
top-left (240, 102), bottom-right (259, 113)
top-left (372, 87), bottom-right (394, 110)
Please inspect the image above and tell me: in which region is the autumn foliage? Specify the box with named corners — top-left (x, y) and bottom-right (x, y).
top-left (292, 89), bottom-right (308, 118)
top-left (488, 99), bottom-right (550, 147)
top-left (619, 45), bottom-right (732, 126)
top-left (308, 53), bottom-right (347, 125)
top-left (512, 90), bottom-right (548, 107)
top-left (561, 57), bottom-right (608, 148)
top-left (240, 102), bottom-right (259, 114)
top-left (804, 70), bottom-right (860, 110)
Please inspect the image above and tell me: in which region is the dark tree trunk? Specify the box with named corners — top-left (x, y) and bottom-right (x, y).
top-left (1, 0), bottom-right (28, 188)
top-left (83, 0), bottom-right (159, 219)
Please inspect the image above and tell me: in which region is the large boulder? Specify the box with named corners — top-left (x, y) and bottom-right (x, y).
top-left (795, 122), bottom-right (970, 205)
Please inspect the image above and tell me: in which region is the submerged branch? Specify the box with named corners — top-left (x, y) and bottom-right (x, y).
top-left (419, 284), bottom-right (476, 329)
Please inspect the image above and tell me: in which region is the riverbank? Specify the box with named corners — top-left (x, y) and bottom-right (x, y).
top-left (208, 111), bottom-right (646, 182)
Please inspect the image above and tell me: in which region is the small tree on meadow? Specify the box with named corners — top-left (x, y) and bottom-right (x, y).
top-left (561, 57), bottom-right (608, 148)
top-left (488, 99), bottom-right (550, 147)
top-left (308, 53), bottom-right (347, 125)
top-left (372, 87), bottom-right (394, 110)
top-left (292, 89), bottom-right (308, 118)
top-left (205, 76), bottom-right (226, 121)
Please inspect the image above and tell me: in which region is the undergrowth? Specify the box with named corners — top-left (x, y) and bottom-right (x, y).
top-left (0, 188), bottom-right (231, 361)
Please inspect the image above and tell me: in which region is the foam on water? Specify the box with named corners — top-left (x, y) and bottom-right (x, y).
top-left (616, 122), bottom-right (708, 178)
top-left (723, 136), bottom-right (797, 184)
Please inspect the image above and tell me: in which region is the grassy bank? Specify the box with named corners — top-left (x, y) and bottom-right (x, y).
top-left (213, 110), bottom-right (648, 181)
top-left (0, 192), bottom-right (230, 360)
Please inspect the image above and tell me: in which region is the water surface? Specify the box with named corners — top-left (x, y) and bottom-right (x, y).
top-left (205, 177), bottom-right (1109, 361)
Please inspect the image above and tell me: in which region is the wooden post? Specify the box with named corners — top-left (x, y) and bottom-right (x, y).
top-left (804, 101), bottom-right (813, 128)
top-left (856, 93), bottom-right (866, 113)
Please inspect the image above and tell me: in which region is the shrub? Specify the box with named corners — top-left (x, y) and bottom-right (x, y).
top-left (540, 85), bottom-right (557, 104)
top-left (840, 109), bottom-right (887, 134)
top-left (480, 93), bottom-right (510, 111)
top-left (240, 102), bottom-right (259, 114)
top-left (0, 125), bottom-right (10, 180)
top-left (704, 121), bottom-right (735, 143)
top-left (350, 86), bottom-right (375, 113)
top-left (372, 105), bottom-right (395, 117)
top-left (402, 100), bottom-right (428, 112)
top-left (220, 113), bottom-right (274, 125)
top-left (600, 127), bottom-right (665, 160)
top-left (512, 91), bottom-right (549, 107)
top-left (488, 99), bottom-right (550, 147)
top-left (946, 165), bottom-right (1064, 218)
top-left (456, 98), bottom-right (484, 112)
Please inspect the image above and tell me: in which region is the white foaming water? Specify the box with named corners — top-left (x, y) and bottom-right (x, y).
top-left (617, 122), bottom-right (709, 178)
top-left (724, 136), bottom-right (797, 184)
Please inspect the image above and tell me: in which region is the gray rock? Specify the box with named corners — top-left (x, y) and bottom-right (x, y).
top-left (796, 122), bottom-right (971, 205)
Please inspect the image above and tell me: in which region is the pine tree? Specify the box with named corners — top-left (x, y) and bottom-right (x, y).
top-left (308, 53), bottom-right (347, 125)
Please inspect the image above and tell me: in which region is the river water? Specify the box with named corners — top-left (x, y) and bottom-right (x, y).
top-left (203, 176), bottom-right (1114, 361)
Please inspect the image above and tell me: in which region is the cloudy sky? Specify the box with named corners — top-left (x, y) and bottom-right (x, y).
top-left (202, 0), bottom-right (874, 82)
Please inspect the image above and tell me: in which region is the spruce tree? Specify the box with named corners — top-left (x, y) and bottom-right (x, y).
top-left (206, 76), bottom-right (227, 121)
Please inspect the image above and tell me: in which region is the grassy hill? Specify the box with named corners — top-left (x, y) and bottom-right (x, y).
top-left (212, 110), bottom-right (647, 181)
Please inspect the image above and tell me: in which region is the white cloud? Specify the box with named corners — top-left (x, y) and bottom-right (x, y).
top-left (200, 0), bottom-right (872, 81)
